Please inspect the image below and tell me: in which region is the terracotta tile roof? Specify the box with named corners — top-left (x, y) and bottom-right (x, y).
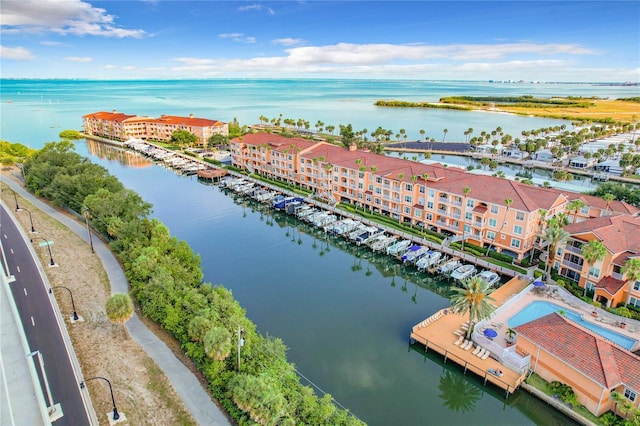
top-left (595, 276), bottom-right (627, 296)
top-left (613, 251), bottom-right (637, 265)
top-left (566, 193), bottom-right (640, 216)
top-left (515, 313), bottom-right (640, 391)
top-left (565, 215), bottom-right (640, 255)
top-left (83, 111), bottom-right (136, 122)
top-left (231, 133), bottom-right (316, 151)
top-left (152, 115), bottom-right (224, 127)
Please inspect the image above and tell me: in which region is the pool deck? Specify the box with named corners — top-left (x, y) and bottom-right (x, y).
top-left (410, 276), bottom-right (530, 395)
top-left (410, 274), bottom-right (640, 396)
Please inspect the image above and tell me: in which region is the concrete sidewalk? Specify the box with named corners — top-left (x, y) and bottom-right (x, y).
top-left (3, 177), bottom-right (232, 426)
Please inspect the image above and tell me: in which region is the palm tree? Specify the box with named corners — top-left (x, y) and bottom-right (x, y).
top-left (566, 199), bottom-right (586, 224)
top-left (622, 257), bottom-right (640, 305)
top-left (485, 198), bottom-right (512, 256)
top-left (437, 370), bottom-right (481, 413)
top-left (442, 128), bottom-right (448, 142)
top-left (450, 276), bottom-right (496, 339)
top-left (541, 226), bottom-right (570, 280)
top-left (581, 239), bottom-right (607, 297)
top-left (204, 326), bottom-right (233, 361)
top-left (461, 186), bottom-right (471, 251)
top-left (105, 293), bottom-right (134, 325)
top-left (602, 192), bottom-right (615, 215)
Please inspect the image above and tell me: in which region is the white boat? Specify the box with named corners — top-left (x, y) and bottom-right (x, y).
top-left (370, 235), bottom-right (396, 252)
top-left (450, 264), bottom-right (477, 281)
top-left (401, 245), bottom-right (429, 264)
top-left (478, 270), bottom-right (500, 287)
top-left (332, 219), bottom-right (360, 236)
top-left (354, 227), bottom-right (383, 245)
top-left (386, 239), bottom-right (412, 256)
top-left (437, 260), bottom-right (461, 275)
top-left (415, 250), bottom-right (442, 272)
top-left (347, 223), bottom-right (369, 240)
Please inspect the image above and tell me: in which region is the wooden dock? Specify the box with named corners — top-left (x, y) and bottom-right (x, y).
top-left (410, 276), bottom-right (530, 396)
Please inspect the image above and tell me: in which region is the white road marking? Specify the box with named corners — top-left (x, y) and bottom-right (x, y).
top-left (23, 288), bottom-right (27, 296)
top-left (10, 248), bottom-right (13, 254)
top-left (31, 316), bottom-right (35, 326)
top-left (3, 234), bottom-right (6, 239)
top-left (16, 266), bottom-right (20, 273)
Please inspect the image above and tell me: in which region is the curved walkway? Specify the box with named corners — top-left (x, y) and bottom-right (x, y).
top-left (2, 176), bottom-right (232, 426)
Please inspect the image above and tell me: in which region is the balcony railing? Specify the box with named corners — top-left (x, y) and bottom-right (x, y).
top-left (562, 260), bottom-right (584, 271)
top-left (565, 245), bottom-right (583, 255)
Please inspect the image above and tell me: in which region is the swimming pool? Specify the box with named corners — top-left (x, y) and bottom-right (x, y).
top-left (508, 301), bottom-right (637, 351)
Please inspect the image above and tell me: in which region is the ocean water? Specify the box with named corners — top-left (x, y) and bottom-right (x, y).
top-left (2, 79), bottom-right (638, 149)
top-left (3, 79), bottom-right (632, 425)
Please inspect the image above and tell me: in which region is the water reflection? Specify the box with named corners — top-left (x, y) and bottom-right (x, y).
top-left (438, 370), bottom-right (482, 413)
top-left (85, 139), bottom-right (153, 168)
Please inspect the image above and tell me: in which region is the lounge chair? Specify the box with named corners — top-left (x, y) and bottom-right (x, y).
top-left (463, 340), bottom-right (474, 350)
top-left (454, 329), bottom-right (464, 336)
top-left (476, 348), bottom-right (486, 358)
top-left (472, 346), bottom-right (481, 355)
top-left (454, 336), bottom-right (464, 345)
top-left (481, 350), bottom-right (491, 360)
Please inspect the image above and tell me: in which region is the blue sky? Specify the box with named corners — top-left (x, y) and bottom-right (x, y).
top-left (1, 1), bottom-right (639, 81)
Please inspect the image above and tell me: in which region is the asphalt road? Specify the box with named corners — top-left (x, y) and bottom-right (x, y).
top-left (1, 204), bottom-right (91, 426)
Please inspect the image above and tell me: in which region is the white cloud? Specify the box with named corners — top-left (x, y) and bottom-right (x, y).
top-left (219, 33), bottom-right (256, 44)
top-left (237, 4), bottom-right (275, 15)
top-left (1, 0), bottom-right (146, 38)
top-left (65, 56), bottom-right (92, 62)
top-left (0, 45), bottom-right (34, 60)
top-left (40, 40), bottom-right (64, 46)
top-left (273, 38), bottom-right (304, 47)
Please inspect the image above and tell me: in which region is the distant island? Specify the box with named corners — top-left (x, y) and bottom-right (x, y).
top-left (375, 95), bottom-right (639, 123)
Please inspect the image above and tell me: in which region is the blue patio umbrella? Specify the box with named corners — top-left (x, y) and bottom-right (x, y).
top-left (483, 328), bottom-right (498, 339)
top-left (533, 280), bottom-right (545, 287)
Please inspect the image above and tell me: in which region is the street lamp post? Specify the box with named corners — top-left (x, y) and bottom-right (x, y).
top-left (49, 286), bottom-right (80, 322)
top-left (18, 206), bottom-right (36, 233)
top-left (83, 207), bottom-right (94, 253)
top-left (30, 237), bottom-right (56, 267)
top-left (1, 185), bottom-right (20, 211)
top-left (28, 350), bottom-right (63, 422)
top-left (80, 376), bottom-right (121, 421)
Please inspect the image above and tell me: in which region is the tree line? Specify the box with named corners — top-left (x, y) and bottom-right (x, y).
top-left (21, 140), bottom-right (364, 426)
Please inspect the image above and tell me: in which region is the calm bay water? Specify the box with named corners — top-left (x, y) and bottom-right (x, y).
top-left (3, 79), bottom-right (632, 425)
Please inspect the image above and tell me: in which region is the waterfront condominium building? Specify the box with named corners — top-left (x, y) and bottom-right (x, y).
top-left (559, 214), bottom-right (640, 308)
top-left (229, 133), bottom-right (638, 263)
top-left (82, 111), bottom-right (228, 145)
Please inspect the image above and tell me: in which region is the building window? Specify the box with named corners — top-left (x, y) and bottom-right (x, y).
top-left (516, 211), bottom-right (525, 221)
top-left (406, 183), bottom-right (413, 191)
top-left (464, 224), bottom-right (470, 232)
top-left (465, 212), bottom-right (472, 220)
top-left (405, 195), bottom-right (412, 203)
top-left (624, 388), bottom-right (637, 402)
top-left (511, 239), bottom-right (520, 248)
top-left (376, 177), bottom-right (382, 184)
top-left (404, 206), bottom-right (411, 214)
top-left (426, 213), bottom-right (433, 221)
top-left (358, 182), bottom-right (364, 189)
top-left (580, 206), bottom-right (589, 214)
top-left (589, 267), bottom-right (600, 278)
top-left (368, 184), bottom-right (373, 191)
top-left (491, 205), bottom-right (499, 214)
top-left (467, 199), bottom-right (474, 207)
top-left (489, 218), bottom-right (497, 228)
top-left (414, 208), bottom-right (422, 217)
top-left (514, 225), bottom-right (523, 235)
top-left (630, 297), bottom-right (640, 307)
top-left (428, 189), bottom-right (435, 198)
top-left (486, 231), bottom-right (495, 240)
top-left (419, 186), bottom-right (425, 194)
top-left (375, 188), bottom-right (382, 194)
top-left (427, 201), bottom-right (434, 209)
top-left (634, 281), bottom-right (640, 291)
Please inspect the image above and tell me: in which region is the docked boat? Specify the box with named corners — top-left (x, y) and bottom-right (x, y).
top-left (386, 239), bottom-right (412, 256)
top-left (401, 245), bottom-right (429, 264)
top-left (369, 235), bottom-right (396, 252)
top-left (437, 259), bottom-right (461, 275)
top-left (347, 223), bottom-right (369, 240)
top-left (354, 227), bottom-right (383, 245)
top-left (273, 196), bottom-right (304, 211)
top-left (415, 250), bottom-right (442, 272)
top-left (477, 270), bottom-right (500, 287)
top-left (331, 219), bottom-right (360, 236)
top-left (450, 264), bottom-right (477, 281)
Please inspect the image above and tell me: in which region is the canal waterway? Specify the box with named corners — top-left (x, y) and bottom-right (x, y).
top-left (82, 142), bottom-right (576, 426)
